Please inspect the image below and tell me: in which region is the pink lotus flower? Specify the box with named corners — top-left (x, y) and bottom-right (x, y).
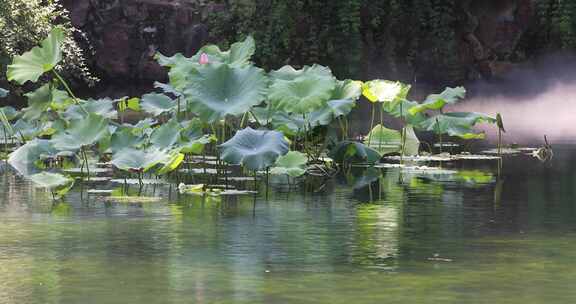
top-left (199, 53), bottom-right (209, 65)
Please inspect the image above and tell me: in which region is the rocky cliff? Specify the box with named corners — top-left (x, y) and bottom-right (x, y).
top-left (62, 0), bottom-right (542, 93)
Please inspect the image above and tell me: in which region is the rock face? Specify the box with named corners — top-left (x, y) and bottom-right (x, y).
top-left (62, 0), bottom-right (536, 89)
top-left (62, 0), bottom-right (211, 82)
top-left (459, 0), bottom-right (535, 80)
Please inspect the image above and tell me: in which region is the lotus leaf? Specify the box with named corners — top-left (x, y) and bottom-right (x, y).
top-left (140, 93), bottom-right (177, 116)
top-left (330, 141), bottom-right (381, 164)
top-left (64, 98), bottom-right (117, 120)
top-left (362, 80), bottom-right (410, 103)
top-left (29, 172), bottom-right (73, 189)
top-left (179, 134), bottom-right (216, 155)
top-left (270, 151), bottom-right (308, 177)
top-left (8, 139), bottom-right (57, 175)
top-left (0, 106), bottom-right (18, 121)
top-left (308, 99), bottom-right (356, 127)
top-left (408, 87), bottom-right (466, 115)
top-left (270, 64), bottom-right (333, 81)
top-left (150, 118), bottom-right (181, 149)
top-left (383, 99), bottom-right (427, 125)
top-left (7, 27), bottom-right (65, 84)
top-left (220, 127), bottom-right (289, 171)
top-left (22, 84), bottom-right (52, 121)
top-left (419, 112), bottom-right (496, 140)
top-left (364, 124), bottom-right (402, 155)
top-left (183, 62), bottom-right (268, 123)
top-left (110, 127), bottom-right (144, 153)
top-left (110, 147), bottom-right (171, 172)
top-left (51, 113), bottom-right (109, 151)
top-left (268, 66), bottom-right (336, 114)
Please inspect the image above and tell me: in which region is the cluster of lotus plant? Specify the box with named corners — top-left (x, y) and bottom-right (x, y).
top-left (0, 27), bottom-right (501, 200)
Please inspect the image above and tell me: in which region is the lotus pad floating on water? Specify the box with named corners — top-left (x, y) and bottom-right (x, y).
top-left (220, 127), bottom-right (289, 171)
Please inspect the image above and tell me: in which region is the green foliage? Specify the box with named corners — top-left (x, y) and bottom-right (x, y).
top-left (7, 27), bottom-right (64, 84)
top-left (183, 62), bottom-right (268, 123)
top-left (271, 151), bottom-right (308, 177)
top-left (0, 0), bottom-right (97, 85)
top-left (220, 127), bottom-right (289, 171)
top-left (2, 28), bottom-right (501, 195)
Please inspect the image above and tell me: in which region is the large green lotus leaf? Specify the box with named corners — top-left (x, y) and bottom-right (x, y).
top-left (364, 124), bottom-right (402, 155)
top-left (51, 113), bottom-right (109, 151)
top-left (362, 80), bottom-right (411, 103)
top-left (220, 127), bottom-right (289, 171)
top-left (0, 88), bottom-right (8, 98)
top-left (419, 112), bottom-right (496, 139)
top-left (268, 73), bottom-right (336, 114)
top-left (150, 118), bottom-right (181, 149)
top-left (330, 141), bottom-right (381, 164)
top-left (30, 172), bottom-right (73, 189)
top-left (110, 147), bottom-right (170, 172)
top-left (22, 84), bottom-right (52, 121)
top-left (308, 99), bottom-right (356, 127)
top-left (110, 127), bottom-right (144, 153)
top-left (8, 139), bottom-right (57, 175)
top-left (408, 87), bottom-right (466, 115)
top-left (140, 93), bottom-right (177, 116)
top-left (270, 64), bottom-right (333, 81)
top-left (183, 62), bottom-right (268, 123)
top-left (332, 80), bottom-right (363, 100)
top-left (64, 98), bottom-right (117, 120)
top-left (270, 151), bottom-right (308, 177)
top-left (383, 99), bottom-right (427, 125)
top-left (7, 27), bottom-right (65, 84)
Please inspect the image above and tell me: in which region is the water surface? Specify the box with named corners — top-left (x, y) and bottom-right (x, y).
top-left (1, 146), bottom-right (575, 303)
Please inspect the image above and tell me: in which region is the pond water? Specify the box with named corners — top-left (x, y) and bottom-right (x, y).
top-left (1, 146), bottom-right (575, 303)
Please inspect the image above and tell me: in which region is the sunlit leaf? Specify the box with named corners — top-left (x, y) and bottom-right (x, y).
top-left (362, 80), bottom-right (410, 103)
top-left (7, 27), bottom-right (65, 84)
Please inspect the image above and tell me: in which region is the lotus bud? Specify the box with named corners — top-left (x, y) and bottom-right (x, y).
top-left (199, 53), bottom-right (209, 65)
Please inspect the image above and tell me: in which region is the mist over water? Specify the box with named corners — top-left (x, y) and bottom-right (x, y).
top-left (452, 53), bottom-right (576, 145)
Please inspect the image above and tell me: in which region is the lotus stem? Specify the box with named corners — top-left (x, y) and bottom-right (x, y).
top-left (379, 103), bottom-right (384, 152)
top-left (82, 148), bottom-right (90, 179)
top-left (400, 101), bottom-right (406, 164)
top-left (52, 70), bottom-right (88, 115)
top-left (249, 110), bottom-right (261, 126)
top-left (436, 118), bottom-right (442, 154)
top-left (368, 105), bottom-right (375, 146)
top-left (240, 112), bottom-right (248, 128)
top-left (498, 129), bottom-right (502, 156)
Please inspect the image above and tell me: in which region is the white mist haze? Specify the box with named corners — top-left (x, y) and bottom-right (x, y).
top-left (451, 54), bottom-right (576, 145)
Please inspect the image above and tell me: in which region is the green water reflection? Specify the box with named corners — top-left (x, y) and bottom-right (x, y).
top-left (1, 147), bottom-right (576, 303)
